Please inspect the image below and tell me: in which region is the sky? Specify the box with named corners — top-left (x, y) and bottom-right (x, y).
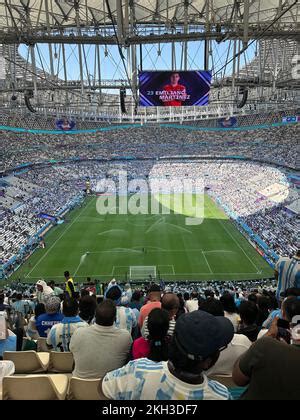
top-left (19, 40), bottom-right (256, 88)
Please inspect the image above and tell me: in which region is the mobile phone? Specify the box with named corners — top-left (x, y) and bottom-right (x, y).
top-left (277, 318), bottom-right (291, 344)
top-left (0, 313), bottom-right (6, 340)
top-left (277, 319), bottom-right (290, 329)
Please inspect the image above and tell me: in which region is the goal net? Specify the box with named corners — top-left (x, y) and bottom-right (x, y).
top-left (129, 266), bottom-right (157, 281)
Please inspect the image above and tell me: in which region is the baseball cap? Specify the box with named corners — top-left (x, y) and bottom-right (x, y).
top-left (174, 310), bottom-right (234, 360)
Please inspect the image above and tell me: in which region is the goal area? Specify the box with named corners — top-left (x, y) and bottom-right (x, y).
top-left (129, 266), bottom-right (157, 281)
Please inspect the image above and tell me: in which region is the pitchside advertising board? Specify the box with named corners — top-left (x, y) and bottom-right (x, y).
top-left (282, 116), bottom-right (300, 123)
top-left (139, 71), bottom-right (212, 107)
top-left (55, 118), bottom-right (76, 130)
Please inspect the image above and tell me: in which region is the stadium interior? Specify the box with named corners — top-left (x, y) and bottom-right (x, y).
top-left (0, 0), bottom-right (299, 403)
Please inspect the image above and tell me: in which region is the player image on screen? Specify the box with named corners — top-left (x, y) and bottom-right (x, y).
top-left (160, 73), bottom-right (188, 106)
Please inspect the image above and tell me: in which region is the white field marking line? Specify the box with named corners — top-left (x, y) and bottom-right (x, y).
top-left (217, 218), bottom-right (261, 273)
top-left (26, 271), bottom-right (261, 279)
top-left (80, 249), bottom-right (214, 254)
top-left (158, 265), bottom-right (176, 275)
top-left (112, 265), bottom-right (129, 276)
top-left (202, 251), bottom-right (213, 274)
top-left (206, 201), bottom-right (261, 273)
top-left (25, 198), bottom-right (95, 278)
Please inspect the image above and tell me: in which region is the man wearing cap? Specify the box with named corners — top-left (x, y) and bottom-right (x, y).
top-left (138, 284), bottom-right (162, 329)
top-left (35, 296), bottom-right (63, 338)
top-left (98, 311), bottom-right (234, 400)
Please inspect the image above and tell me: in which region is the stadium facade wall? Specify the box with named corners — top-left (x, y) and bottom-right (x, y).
top-left (1, 194), bottom-right (84, 279)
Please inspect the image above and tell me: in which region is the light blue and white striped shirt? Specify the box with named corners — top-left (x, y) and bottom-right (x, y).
top-left (102, 358), bottom-right (232, 400)
top-left (115, 306), bottom-right (137, 333)
top-left (276, 256), bottom-right (300, 301)
top-left (47, 316), bottom-right (88, 352)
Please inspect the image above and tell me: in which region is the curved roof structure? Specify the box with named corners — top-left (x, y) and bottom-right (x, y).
top-left (0, 1), bottom-right (298, 119)
top-left (0, 0), bottom-right (298, 31)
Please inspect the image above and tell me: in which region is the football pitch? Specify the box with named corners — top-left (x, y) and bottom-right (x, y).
top-left (9, 194), bottom-right (273, 284)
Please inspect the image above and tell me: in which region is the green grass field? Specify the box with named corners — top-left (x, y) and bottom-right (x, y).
top-left (8, 194), bottom-right (273, 284)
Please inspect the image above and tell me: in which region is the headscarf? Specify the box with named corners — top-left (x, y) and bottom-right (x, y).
top-left (104, 283), bottom-right (123, 306)
top-left (44, 295), bottom-right (61, 314)
top-left (36, 280), bottom-right (54, 304)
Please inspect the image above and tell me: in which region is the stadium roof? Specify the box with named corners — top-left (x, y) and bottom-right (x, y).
top-left (0, 0), bottom-right (298, 30)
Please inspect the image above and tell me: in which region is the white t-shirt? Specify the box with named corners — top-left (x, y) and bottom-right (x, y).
top-left (207, 334), bottom-right (252, 376)
top-left (185, 299), bottom-right (199, 312)
top-left (257, 329), bottom-right (268, 340)
top-left (102, 358), bottom-right (232, 400)
top-left (224, 312), bottom-right (240, 332)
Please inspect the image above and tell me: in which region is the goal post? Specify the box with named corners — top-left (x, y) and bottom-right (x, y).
top-left (129, 266), bottom-right (157, 281)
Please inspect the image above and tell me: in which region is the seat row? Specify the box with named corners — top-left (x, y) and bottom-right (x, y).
top-left (2, 375), bottom-right (100, 400)
top-left (3, 350), bottom-right (74, 374)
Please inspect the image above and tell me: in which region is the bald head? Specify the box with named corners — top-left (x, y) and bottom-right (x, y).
top-left (95, 299), bottom-right (116, 326)
top-left (161, 293), bottom-right (180, 319)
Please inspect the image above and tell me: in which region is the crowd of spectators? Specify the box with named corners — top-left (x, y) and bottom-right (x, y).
top-left (0, 274), bottom-right (299, 400)
top-left (1, 156), bottom-right (298, 268)
top-left (1, 123), bottom-right (299, 172)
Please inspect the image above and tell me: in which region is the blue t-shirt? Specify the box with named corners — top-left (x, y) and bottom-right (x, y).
top-left (0, 334), bottom-right (17, 357)
top-left (36, 312), bottom-right (64, 337)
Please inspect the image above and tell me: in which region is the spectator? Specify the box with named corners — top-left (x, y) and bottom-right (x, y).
top-left (11, 293), bottom-right (31, 316)
top-left (121, 283), bottom-right (133, 305)
top-left (198, 295), bottom-right (252, 377)
top-left (183, 292), bottom-right (190, 304)
top-left (237, 301), bottom-right (259, 342)
top-left (0, 361), bottom-right (15, 395)
top-left (0, 294), bottom-right (9, 312)
top-left (79, 295), bottom-right (97, 324)
top-left (199, 297), bottom-right (224, 317)
top-left (70, 300), bottom-right (131, 379)
top-left (48, 281), bottom-right (64, 297)
top-left (35, 280), bottom-right (54, 304)
top-left (185, 291), bottom-right (199, 312)
top-left (35, 296), bottom-right (63, 338)
top-left (47, 298), bottom-right (88, 352)
top-left (132, 308), bottom-right (169, 361)
top-left (256, 296), bottom-right (271, 327)
top-left (232, 297), bottom-right (300, 400)
top-left (138, 284), bottom-right (162, 328)
top-left (26, 303), bottom-right (45, 340)
top-left (175, 293), bottom-right (187, 319)
top-left (128, 291), bottom-right (143, 312)
top-left (105, 285), bottom-right (137, 334)
top-left (127, 290), bottom-right (143, 321)
top-left (275, 249), bottom-right (300, 301)
top-left (80, 289), bottom-right (89, 298)
top-left (262, 295), bottom-right (281, 329)
top-left (142, 293), bottom-right (179, 338)
top-left (99, 311), bottom-right (234, 400)
top-left (0, 322), bottom-right (17, 358)
top-left (220, 293), bottom-right (240, 332)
